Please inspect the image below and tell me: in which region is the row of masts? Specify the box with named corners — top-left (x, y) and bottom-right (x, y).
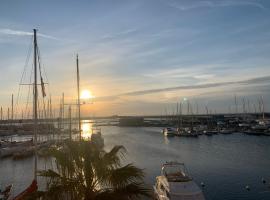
top-left (0, 29), bottom-right (84, 198)
top-left (162, 96), bottom-right (266, 118)
top-left (0, 95), bottom-right (266, 121)
top-left (0, 95), bottom-right (72, 122)
top-left (0, 36), bottom-right (82, 140)
top-left (32, 29), bottom-right (82, 179)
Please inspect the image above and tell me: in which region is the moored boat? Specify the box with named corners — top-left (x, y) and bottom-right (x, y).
top-left (219, 128), bottom-right (233, 134)
top-left (153, 161), bottom-right (205, 200)
top-left (203, 130), bottom-right (212, 136)
top-left (205, 129), bottom-right (218, 135)
top-left (13, 146), bottom-right (35, 160)
top-left (176, 128), bottom-right (198, 137)
top-left (0, 145), bottom-right (30, 158)
top-left (163, 128), bottom-right (176, 137)
top-left (244, 124), bottom-right (268, 136)
top-left (91, 128), bottom-right (104, 148)
top-left (12, 180), bottom-right (37, 200)
top-left (0, 139), bottom-right (33, 149)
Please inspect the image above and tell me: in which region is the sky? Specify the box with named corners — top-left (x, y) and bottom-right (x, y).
top-left (0, 0), bottom-right (270, 117)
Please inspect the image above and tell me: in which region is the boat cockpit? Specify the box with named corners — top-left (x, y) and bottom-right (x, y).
top-left (162, 162), bottom-right (192, 182)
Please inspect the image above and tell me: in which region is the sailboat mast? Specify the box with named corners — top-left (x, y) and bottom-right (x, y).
top-left (261, 96), bottom-right (265, 120)
top-left (62, 92), bottom-right (65, 129)
top-left (69, 106), bottom-right (72, 140)
top-left (33, 29), bottom-right (38, 180)
top-left (234, 95), bottom-right (238, 114)
top-left (50, 95), bottom-right (54, 140)
top-left (76, 54), bottom-right (81, 140)
top-left (180, 102), bottom-right (182, 127)
top-left (11, 94), bottom-right (14, 121)
top-left (176, 102), bottom-right (179, 128)
top-left (7, 107), bottom-right (9, 122)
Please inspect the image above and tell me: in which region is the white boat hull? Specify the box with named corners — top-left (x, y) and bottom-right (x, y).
top-left (154, 162), bottom-right (205, 200)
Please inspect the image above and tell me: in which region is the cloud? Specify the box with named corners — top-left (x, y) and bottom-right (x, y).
top-left (0, 28), bottom-right (58, 40)
top-left (144, 65), bottom-right (216, 80)
top-left (100, 28), bottom-right (138, 40)
top-left (165, 0), bottom-right (265, 11)
top-left (95, 75), bottom-right (270, 101)
top-left (193, 74), bottom-right (215, 79)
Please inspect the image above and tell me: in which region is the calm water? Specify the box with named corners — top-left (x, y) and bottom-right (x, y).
top-left (1, 125), bottom-right (270, 200)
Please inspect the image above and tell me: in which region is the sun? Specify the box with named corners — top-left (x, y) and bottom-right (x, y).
top-left (81, 90), bottom-right (95, 100)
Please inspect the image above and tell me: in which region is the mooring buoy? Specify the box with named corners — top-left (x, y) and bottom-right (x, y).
top-left (201, 182), bottom-right (205, 187)
top-left (262, 178), bottom-right (266, 184)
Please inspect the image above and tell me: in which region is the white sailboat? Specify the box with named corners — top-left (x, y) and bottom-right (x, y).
top-left (11, 29), bottom-right (40, 200)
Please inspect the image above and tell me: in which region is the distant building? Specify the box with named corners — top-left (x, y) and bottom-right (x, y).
top-left (119, 117), bottom-right (144, 127)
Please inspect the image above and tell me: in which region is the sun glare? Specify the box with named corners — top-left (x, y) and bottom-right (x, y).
top-left (82, 122), bottom-right (92, 139)
top-left (81, 90), bottom-right (95, 100)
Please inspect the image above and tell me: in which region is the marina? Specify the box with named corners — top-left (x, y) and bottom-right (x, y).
top-left (1, 1), bottom-right (270, 199)
top-left (1, 123), bottom-right (270, 199)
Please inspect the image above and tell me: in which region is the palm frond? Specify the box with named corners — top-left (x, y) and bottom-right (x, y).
top-left (106, 164), bottom-right (144, 188)
top-left (96, 182), bottom-right (151, 200)
top-left (38, 169), bottom-right (60, 178)
top-left (38, 141), bottom-right (149, 200)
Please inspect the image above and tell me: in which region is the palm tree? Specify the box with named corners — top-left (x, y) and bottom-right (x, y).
top-left (37, 140), bottom-right (150, 200)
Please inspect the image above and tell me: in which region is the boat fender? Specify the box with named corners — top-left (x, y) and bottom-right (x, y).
top-left (245, 185), bottom-right (250, 191)
top-left (201, 182), bottom-right (205, 187)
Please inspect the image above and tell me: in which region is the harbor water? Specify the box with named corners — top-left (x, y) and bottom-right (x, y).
top-left (1, 122), bottom-right (270, 200)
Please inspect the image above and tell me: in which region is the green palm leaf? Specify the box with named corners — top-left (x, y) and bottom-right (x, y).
top-left (37, 140), bottom-right (150, 200)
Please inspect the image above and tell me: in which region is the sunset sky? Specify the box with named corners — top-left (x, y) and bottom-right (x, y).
top-left (0, 0), bottom-right (270, 116)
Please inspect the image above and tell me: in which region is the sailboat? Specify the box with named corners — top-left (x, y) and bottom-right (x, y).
top-left (12, 180), bottom-right (37, 200)
top-left (11, 29), bottom-right (41, 199)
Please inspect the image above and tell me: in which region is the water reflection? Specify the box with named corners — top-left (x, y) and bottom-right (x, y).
top-left (81, 120), bottom-right (92, 140)
top-left (163, 136), bottom-right (170, 145)
top-left (1, 126), bottom-right (270, 200)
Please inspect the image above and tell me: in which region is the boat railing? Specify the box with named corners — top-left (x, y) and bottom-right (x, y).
top-left (162, 162), bottom-right (192, 182)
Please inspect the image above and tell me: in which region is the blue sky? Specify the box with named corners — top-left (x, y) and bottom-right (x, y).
top-left (0, 0), bottom-right (270, 116)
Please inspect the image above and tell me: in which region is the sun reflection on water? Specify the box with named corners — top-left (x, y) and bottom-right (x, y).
top-left (81, 121), bottom-right (92, 140)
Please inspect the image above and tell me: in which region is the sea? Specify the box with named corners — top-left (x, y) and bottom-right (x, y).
top-left (1, 121), bottom-right (270, 200)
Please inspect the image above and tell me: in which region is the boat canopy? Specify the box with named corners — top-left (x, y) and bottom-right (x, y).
top-left (162, 162), bottom-right (192, 182)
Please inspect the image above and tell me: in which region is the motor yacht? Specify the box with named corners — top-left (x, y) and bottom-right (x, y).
top-left (153, 161), bottom-right (205, 200)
